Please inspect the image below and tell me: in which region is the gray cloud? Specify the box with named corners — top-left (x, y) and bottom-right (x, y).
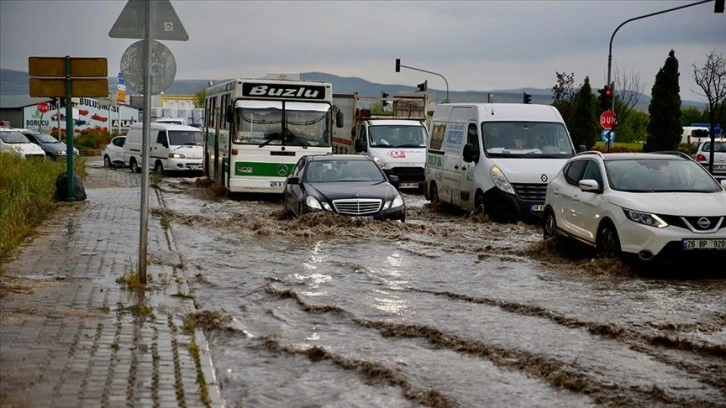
top-left (1, 0), bottom-right (724, 101)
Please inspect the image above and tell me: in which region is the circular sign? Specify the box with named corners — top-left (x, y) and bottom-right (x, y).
top-left (601, 129), bottom-right (615, 143)
top-left (37, 102), bottom-right (50, 114)
top-left (600, 110), bottom-right (616, 129)
top-left (120, 40), bottom-right (176, 95)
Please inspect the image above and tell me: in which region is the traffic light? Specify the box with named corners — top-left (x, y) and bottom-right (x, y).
top-left (417, 80), bottom-right (427, 92)
top-left (598, 86), bottom-right (613, 110)
top-left (381, 91), bottom-right (390, 107)
top-left (716, 0), bottom-right (724, 13)
top-left (395, 59), bottom-right (401, 72)
top-left (523, 92), bottom-right (532, 104)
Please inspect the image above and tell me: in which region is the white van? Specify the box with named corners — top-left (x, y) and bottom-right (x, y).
top-left (123, 123), bottom-right (204, 173)
top-left (681, 126), bottom-right (710, 144)
top-left (425, 103), bottom-right (576, 220)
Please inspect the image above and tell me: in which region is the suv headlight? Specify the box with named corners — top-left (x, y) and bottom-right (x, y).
top-left (623, 208), bottom-right (668, 228)
top-left (490, 165), bottom-right (515, 195)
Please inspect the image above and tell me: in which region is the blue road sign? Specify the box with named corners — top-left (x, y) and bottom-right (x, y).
top-left (715, 124), bottom-right (721, 135)
top-left (601, 129), bottom-right (615, 143)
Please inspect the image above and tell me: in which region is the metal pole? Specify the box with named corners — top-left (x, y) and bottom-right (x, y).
top-left (397, 62), bottom-right (449, 102)
top-left (605, 0), bottom-right (710, 152)
top-left (138, 0), bottom-right (153, 283)
top-left (64, 56), bottom-right (75, 201)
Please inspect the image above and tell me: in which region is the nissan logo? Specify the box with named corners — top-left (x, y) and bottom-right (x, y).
top-left (697, 217), bottom-right (711, 229)
top-left (541, 174), bottom-right (548, 182)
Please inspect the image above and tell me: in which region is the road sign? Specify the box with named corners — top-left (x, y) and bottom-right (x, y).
top-left (601, 129), bottom-right (615, 143)
top-left (109, 0), bottom-right (188, 41)
top-left (37, 101), bottom-right (50, 113)
top-left (716, 124), bottom-right (722, 135)
top-left (120, 40), bottom-right (176, 94)
top-left (28, 56), bottom-right (108, 97)
top-left (600, 110), bottom-right (616, 129)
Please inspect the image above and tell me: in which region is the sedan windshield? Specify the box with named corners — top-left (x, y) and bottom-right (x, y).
top-left (32, 133), bottom-right (62, 143)
top-left (605, 158), bottom-right (721, 192)
top-left (305, 160), bottom-right (386, 183)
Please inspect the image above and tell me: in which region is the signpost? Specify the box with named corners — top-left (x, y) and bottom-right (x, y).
top-left (109, 0), bottom-right (188, 283)
top-left (28, 56), bottom-right (108, 202)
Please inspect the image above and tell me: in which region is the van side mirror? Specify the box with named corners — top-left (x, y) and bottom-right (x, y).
top-left (336, 110), bottom-right (344, 128)
top-left (462, 143), bottom-right (479, 163)
top-left (354, 137), bottom-right (366, 152)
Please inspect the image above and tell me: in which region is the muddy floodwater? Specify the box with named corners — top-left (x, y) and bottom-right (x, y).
top-left (140, 169), bottom-right (726, 408)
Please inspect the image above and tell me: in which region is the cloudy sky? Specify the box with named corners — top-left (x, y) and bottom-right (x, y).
top-left (1, 0), bottom-right (724, 101)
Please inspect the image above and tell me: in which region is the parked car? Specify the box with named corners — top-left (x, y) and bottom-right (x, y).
top-left (694, 138), bottom-right (726, 180)
top-left (0, 127), bottom-right (46, 159)
top-left (283, 154), bottom-right (406, 221)
top-left (103, 136), bottom-right (127, 167)
top-left (543, 151), bottom-right (726, 265)
top-left (20, 129), bottom-right (79, 160)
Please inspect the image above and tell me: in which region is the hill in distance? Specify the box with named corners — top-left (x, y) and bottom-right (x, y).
top-left (0, 68), bottom-right (706, 110)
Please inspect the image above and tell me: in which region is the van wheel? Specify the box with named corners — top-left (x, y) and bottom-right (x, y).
top-left (429, 182), bottom-right (440, 204)
top-left (130, 158), bottom-right (140, 173)
top-left (154, 160), bottom-right (163, 173)
top-left (474, 191), bottom-right (486, 214)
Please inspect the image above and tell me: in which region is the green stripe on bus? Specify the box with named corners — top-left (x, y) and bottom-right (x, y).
top-left (234, 162), bottom-right (294, 177)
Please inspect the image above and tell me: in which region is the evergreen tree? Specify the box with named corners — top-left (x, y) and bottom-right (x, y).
top-left (567, 76), bottom-right (597, 149)
top-left (644, 50), bottom-right (682, 152)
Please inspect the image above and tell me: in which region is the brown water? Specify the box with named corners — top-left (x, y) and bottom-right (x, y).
top-left (152, 174), bottom-right (726, 408)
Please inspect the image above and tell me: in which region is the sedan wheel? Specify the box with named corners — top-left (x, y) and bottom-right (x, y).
top-left (597, 222), bottom-right (621, 258)
top-left (543, 210), bottom-right (557, 239)
top-left (104, 155), bottom-right (112, 167)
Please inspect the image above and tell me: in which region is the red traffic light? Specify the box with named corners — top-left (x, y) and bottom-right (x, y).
top-left (604, 87), bottom-right (613, 97)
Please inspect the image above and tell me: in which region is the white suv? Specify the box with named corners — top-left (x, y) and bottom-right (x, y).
top-left (0, 127), bottom-right (46, 159)
top-left (543, 151), bottom-right (726, 265)
top-left (694, 138), bottom-right (726, 180)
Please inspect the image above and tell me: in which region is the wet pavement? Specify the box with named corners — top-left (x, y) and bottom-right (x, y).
top-left (0, 158), bottom-right (222, 407)
top-left (2, 158), bottom-right (725, 408)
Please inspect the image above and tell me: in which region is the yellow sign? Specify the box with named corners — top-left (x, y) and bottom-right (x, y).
top-left (28, 57), bottom-right (108, 78)
top-left (29, 78), bottom-right (108, 98)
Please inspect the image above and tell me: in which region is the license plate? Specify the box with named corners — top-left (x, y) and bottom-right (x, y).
top-left (682, 239), bottom-right (726, 250)
top-left (269, 181), bottom-right (284, 187)
top-left (399, 182), bottom-right (418, 189)
top-left (530, 204), bottom-right (544, 212)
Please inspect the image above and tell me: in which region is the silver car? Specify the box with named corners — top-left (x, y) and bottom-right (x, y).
top-left (21, 130), bottom-right (79, 160)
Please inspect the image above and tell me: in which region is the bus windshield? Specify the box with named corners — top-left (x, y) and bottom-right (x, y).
top-left (482, 122), bottom-right (574, 158)
top-left (233, 101), bottom-right (331, 147)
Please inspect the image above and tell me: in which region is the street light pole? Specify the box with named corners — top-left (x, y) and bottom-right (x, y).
top-left (395, 59), bottom-right (449, 102)
top-left (606, 0), bottom-right (711, 113)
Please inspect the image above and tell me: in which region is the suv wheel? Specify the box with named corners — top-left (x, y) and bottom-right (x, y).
top-left (596, 222), bottom-right (621, 258)
top-left (543, 210), bottom-right (557, 239)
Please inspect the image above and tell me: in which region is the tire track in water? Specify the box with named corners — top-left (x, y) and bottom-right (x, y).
top-left (261, 279), bottom-right (721, 407)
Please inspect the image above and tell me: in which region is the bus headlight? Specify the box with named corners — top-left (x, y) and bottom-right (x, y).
top-left (490, 166), bottom-right (515, 195)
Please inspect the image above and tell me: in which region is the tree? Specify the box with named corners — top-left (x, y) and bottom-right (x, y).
top-left (693, 50), bottom-right (726, 173)
top-left (611, 63), bottom-right (645, 139)
top-left (551, 72), bottom-right (577, 122)
top-left (680, 106), bottom-right (709, 126)
top-left (567, 76), bottom-right (597, 149)
top-left (644, 50), bottom-right (682, 152)
top-left (193, 86), bottom-right (206, 108)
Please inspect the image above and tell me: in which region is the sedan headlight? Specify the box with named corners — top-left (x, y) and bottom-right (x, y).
top-left (623, 208), bottom-right (668, 228)
top-left (169, 152), bottom-right (186, 159)
top-left (490, 166), bottom-right (515, 195)
top-left (58, 150), bottom-right (67, 155)
top-left (305, 196), bottom-right (331, 211)
top-left (383, 194), bottom-right (404, 210)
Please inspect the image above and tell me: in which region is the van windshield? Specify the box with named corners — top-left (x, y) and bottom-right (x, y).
top-left (482, 122), bottom-right (574, 158)
top-left (169, 130), bottom-right (203, 146)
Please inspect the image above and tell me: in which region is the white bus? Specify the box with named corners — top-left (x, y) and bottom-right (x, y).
top-left (204, 75), bottom-right (342, 193)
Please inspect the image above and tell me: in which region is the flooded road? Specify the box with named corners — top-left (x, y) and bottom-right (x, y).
top-left (148, 171), bottom-right (726, 408)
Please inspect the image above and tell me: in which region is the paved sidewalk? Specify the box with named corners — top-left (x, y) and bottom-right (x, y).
top-left (0, 160), bottom-right (223, 408)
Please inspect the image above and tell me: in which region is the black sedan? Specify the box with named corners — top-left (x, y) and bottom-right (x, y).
top-left (283, 154), bottom-right (406, 222)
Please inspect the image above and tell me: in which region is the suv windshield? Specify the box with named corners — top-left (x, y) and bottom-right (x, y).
top-left (482, 122), bottom-right (574, 158)
top-left (605, 158), bottom-right (721, 193)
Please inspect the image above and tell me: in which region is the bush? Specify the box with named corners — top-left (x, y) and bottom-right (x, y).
top-left (75, 127), bottom-right (111, 149)
top-left (0, 153), bottom-right (87, 264)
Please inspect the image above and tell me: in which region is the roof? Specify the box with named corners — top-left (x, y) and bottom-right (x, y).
top-left (0, 95), bottom-right (54, 109)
